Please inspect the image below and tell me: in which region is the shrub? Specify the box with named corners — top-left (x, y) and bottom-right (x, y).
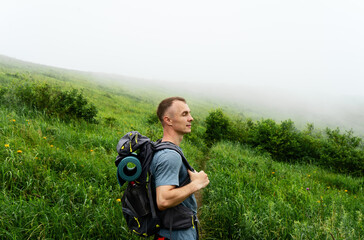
top-left (203, 109), bottom-right (364, 176)
top-left (12, 82), bottom-right (98, 123)
top-left (297, 124), bottom-right (323, 162)
top-left (53, 88), bottom-right (98, 123)
top-left (226, 118), bottom-right (253, 144)
top-left (247, 119), bottom-right (302, 162)
top-left (204, 108), bottom-right (230, 146)
top-left (320, 128), bottom-right (364, 176)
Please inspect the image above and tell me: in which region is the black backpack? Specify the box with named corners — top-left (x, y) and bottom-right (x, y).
top-left (115, 131), bottom-right (195, 237)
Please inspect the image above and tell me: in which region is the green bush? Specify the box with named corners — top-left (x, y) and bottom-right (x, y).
top-left (320, 128), bottom-right (364, 175)
top-left (204, 108), bottom-right (230, 146)
top-left (204, 109), bottom-right (364, 176)
top-left (226, 118), bottom-right (253, 144)
top-left (247, 119), bottom-right (302, 161)
top-left (11, 82), bottom-right (98, 123)
top-left (53, 88), bottom-right (98, 123)
top-left (297, 124), bottom-right (323, 163)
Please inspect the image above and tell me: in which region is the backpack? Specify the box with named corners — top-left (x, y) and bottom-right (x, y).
top-left (115, 131), bottom-right (195, 237)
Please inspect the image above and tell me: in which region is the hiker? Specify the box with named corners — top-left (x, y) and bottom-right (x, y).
top-left (150, 96), bottom-right (210, 240)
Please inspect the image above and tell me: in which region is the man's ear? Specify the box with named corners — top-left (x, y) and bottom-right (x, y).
top-left (163, 116), bottom-right (173, 126)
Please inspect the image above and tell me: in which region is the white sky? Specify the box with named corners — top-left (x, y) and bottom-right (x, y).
top-left (1, 0), bottom-right (364, 132)
top-left (1, 0), bottom-right (363, 95)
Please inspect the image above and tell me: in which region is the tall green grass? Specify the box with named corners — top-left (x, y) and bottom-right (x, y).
top-left (201, 142), bottom-right (363, 239)
top-left (0, 107), bottom-right (142, 239)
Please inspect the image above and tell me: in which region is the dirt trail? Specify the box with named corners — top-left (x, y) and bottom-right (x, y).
top-left (194, 149), bottom-right (210, 239)
top-left (195, 150), bottom-right (210, 217)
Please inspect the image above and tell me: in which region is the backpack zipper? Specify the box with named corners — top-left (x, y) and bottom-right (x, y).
top-left (134, 217), bottom-right (141, 228)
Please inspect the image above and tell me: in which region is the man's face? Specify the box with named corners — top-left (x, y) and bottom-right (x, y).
top-left (167, 100), bottom-right (194, 135)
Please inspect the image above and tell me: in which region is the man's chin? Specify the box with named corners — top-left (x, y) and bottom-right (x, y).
top-left (184, 129), bottom-right (192, 134)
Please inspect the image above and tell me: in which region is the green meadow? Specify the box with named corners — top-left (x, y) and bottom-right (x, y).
top-left (1, 55), bottom-right (363, 239)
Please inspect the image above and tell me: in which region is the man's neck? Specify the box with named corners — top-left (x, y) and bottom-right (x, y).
top-left (162, 133), bottom-right (183, 146)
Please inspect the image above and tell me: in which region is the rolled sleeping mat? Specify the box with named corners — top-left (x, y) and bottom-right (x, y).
top-left (117, 155), bottom-right (142, 185)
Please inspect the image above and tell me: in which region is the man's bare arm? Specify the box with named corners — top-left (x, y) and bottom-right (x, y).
top-left (156, 170), bottom-right (209, 211)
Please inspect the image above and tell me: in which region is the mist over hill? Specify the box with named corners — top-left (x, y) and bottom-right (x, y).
top-left (1, 54), bottom-right (363, 136)
top-left (180, 81), bottom-right (364, 135)
top-left (91, 69), bottom-right (364, 136)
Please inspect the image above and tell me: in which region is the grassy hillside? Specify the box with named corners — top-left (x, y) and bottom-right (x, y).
top-left (1, 56), bottom-right (363, 239)
top-left (201, 142), bottom-right (363, 239)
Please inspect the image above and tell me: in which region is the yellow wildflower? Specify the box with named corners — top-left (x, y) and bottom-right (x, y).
top-left (43, 137), bottom-right (47, 139)
top-left (90, 149), bottom-right (94, 152)
top-left (116, 198), bottom-right (121, 202)
top-left (17, 150), bottom-right (22, 153)
top-left (272, 172), bottom-right (275, 174)
top-left (5, 144), bottom-right (10, 148)
top-left (50, 145), bottom-right (54, 148)
top-left (345, 190), bottom-right (348, 193)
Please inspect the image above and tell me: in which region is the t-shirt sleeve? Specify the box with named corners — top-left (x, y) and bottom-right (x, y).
top-left (153, 150), bottom-right (182, 188)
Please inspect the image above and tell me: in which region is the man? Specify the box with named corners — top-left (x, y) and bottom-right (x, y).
top-left (150, 97), bottom-right (210, 240)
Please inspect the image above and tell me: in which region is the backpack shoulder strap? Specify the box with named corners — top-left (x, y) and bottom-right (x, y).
top-left (153, 140), bottom-right (195, 172)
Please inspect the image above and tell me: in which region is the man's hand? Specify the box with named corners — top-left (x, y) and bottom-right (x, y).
top-left (156, 169), bottom-right (210, 210)
top-left (188, 169), bottom-right (209, 191)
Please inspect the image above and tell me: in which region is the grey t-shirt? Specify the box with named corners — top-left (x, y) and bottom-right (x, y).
top-left (150, 148), bottom-right (197, 240)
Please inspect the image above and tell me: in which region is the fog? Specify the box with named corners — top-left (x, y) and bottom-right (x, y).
top-left (1, 0), bottom-right (364, 134)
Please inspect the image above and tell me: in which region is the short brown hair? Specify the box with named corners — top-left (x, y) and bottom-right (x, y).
top-left (157, 97), bottom-right (186, 123)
